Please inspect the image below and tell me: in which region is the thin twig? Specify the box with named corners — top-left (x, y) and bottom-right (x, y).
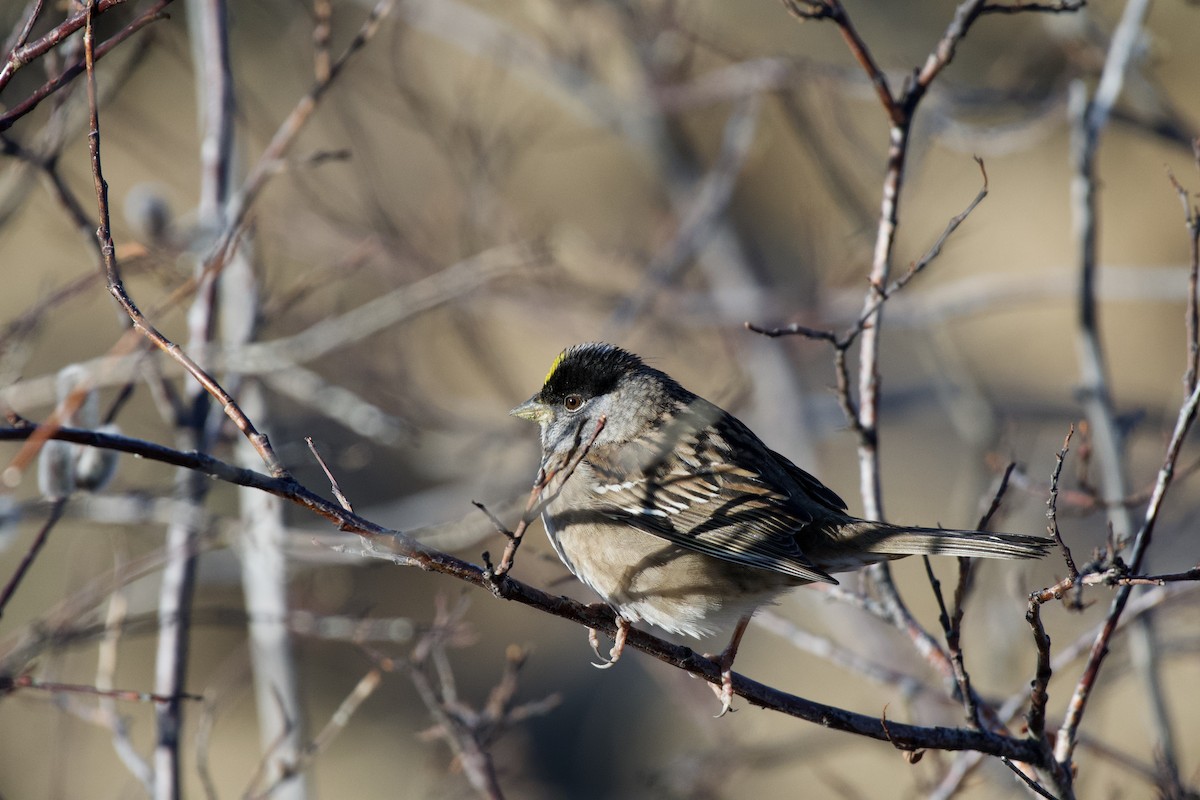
top-left (1048, 426), bottom-right (1080, 582)
top-left (769, 4), bottom-right (1085, 791)
top-left (745, 156), bottom-right (990, 442)
top-left (0, 0), bottom-right (129, 93)
top-left (82, 2), bottom-right (284, 481)
top-left (0, 674), bottom-right (203, 703)
top-left (306, 437), bottom-right (353, 512)
top-left (1054, 371), bottom-right (1200, 767)
top-left (781, 1), bottom-right (897, 122)
top-left (3, 0), bottom-right (46, 58)
top-left (0, 1), bottom-right (172, 133)
top-left (1001, 757), bottom-right (1060, 800)
top-left (487, 414), bottom-right (606, 581)
top-left (934, 584), bottom-right (1198, 799)
top-left (1166, 148), bottom-right (1200, 395)
top-left (936, 462), bottom-right (1016, 730)
top-left (980, 1), bottom-right (1083, 13)
top-left (0, 498), bottom-right (67, 620)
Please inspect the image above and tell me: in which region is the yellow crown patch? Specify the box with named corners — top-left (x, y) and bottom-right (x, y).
top-left (543, 348), bottom-right (567, 386)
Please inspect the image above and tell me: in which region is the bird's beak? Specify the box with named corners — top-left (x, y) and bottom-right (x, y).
top-left (509, 396), bottom-right (549, 424)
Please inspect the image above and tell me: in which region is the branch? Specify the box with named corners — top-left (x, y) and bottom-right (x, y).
top-left (1054, 0), bottom-right (1172, 780)
top-left (0, 1), bottom-right (172, 133)
top-left (0, 0), bottom-right (132, 92)
top-left (484, 414), bottom-right (605, 581)
top-left (0, 498), bottom-right (67, 620)
top-left (0, 422), bottom-right (1048, 763)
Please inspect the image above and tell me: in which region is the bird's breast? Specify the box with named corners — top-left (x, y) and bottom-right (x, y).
top-left (542, 497), bottom-right (795, 639)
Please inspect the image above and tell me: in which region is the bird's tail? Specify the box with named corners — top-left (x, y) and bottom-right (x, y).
top-left (811, 522), bottom-right (1052, 572)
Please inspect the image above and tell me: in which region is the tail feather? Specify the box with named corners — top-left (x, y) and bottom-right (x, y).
top-left (825, 522), bottom-right (1053, 562)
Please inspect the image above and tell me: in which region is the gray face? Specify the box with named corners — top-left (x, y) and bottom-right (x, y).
top-left (509, 343), bottom-right (669, 462)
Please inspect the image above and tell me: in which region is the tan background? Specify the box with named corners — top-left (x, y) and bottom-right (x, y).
top-left (0, 0), bottom-right (1198, 797)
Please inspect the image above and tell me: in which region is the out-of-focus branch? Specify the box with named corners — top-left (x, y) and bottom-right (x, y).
top-left (1054, 0), bottom-right (1179, 784)
top-left (186, 0), bottom-right (308, 795)
top-left (201, 0), bottom-right (396, 281)
top-left (607, 93), bottom-right (761, 329)
top-left (1, 241), bottom-right (541, 413)
top-left (94, 542), bottom-right (153, 790)
top-left (245, 667), bottom-right (382, 800)
top-left (1, 0), bottom-right (45, 65)
top-left (0, 0), bottom-right (132, 92)
top-left (0, 498), bottom-right (66, 621)
top-left (0, 1), bottom-right (172, 134)
top-left (753, 609), bottom-right (937, 703)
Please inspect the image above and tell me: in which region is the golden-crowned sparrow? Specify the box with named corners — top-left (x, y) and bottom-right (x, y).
top-left (511, 342), bottom-right (1050, 713)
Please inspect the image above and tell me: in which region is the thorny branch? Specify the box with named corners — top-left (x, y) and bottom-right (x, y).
top-left (1025, 436), bottom-right (1075, 777)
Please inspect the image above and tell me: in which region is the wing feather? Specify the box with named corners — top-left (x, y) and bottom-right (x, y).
top-left (583, 402), bottom-right (841, 584)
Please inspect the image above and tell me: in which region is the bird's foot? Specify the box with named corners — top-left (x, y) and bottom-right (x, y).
top-left (704, 615), bottom-right (752, 717)
top-left (589, 617), bottom-right (629, 669)
top-left (703, 651), bottom-right (737, 717)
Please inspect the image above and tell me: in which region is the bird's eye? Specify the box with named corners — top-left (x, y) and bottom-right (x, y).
top-left (563, 394), bottom-right (583, 412)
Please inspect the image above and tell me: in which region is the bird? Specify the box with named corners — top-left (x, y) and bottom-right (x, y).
top-left (510, 342), bottom-right (1051, 714)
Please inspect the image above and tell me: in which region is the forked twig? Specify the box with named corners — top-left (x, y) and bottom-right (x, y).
top-left (483, 415), bottom-right (606, 582)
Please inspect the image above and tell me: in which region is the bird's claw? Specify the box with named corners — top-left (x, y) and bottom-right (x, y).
top-left (588, 618), bottom-right (629, 669)
top-left (710, 665), bottom-right (736, 718)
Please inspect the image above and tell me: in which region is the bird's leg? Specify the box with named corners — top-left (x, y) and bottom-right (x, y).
top-left (705, 614), bottom-right (751, 717)
top-left (589, 617), bottom-right (630, 669)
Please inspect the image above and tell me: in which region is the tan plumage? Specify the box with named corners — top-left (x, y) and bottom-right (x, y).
top-left (512, 343), bottom-right (1050, 710)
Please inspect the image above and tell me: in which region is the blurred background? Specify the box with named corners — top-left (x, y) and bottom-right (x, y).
top-left (1, 0), bottom-right (1198, 797)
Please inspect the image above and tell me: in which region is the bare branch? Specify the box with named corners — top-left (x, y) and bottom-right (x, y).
top-left (488, 414), bottom-right (606, 581)
top-left (0, 422), bottom-right (1049, 763)
top-left (0, 498), bottom-right (67, 620)
top-left (0, 1), bottom-right (172, 133)
top-left (306, 436), bottom-right (353, 513)
top-left (1048, 426), bottom-right (1080, 583)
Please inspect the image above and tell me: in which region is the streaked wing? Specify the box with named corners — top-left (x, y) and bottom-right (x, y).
top-left (769, 448), bottom-right (849, 514)
top-left (585, 401), bottom-right (840, 584)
